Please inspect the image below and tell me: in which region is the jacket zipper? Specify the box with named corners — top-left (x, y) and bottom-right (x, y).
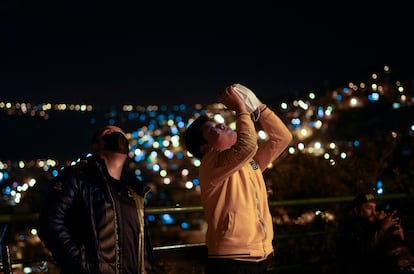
top-left (250, 169), bottom-right (267, 257)
top-left (106, 183), bottom-right (120, 274)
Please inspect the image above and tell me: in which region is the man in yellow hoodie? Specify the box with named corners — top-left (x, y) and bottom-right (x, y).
top-left (184, 83), bottom-right (292, 274)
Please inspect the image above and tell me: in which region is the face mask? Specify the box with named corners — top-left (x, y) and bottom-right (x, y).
top-left (232, 83), bottom-right (261, 121)
top-left (101, 132), bottom-right (130, 154)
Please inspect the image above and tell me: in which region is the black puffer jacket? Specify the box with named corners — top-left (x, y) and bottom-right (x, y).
top-left (38, 155), bottom-right (157, 274)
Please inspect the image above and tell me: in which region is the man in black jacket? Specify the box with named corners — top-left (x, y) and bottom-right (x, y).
top-left (336, 192), bottom-right (414, 274)
top-left (38, 125), bottom-right (157, 274)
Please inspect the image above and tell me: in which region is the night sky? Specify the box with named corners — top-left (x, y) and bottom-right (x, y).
top-left (1, 2), bottom-right (413, 106)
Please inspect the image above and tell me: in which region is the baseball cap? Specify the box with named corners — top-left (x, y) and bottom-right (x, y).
top-left (352, 192), bottom-right (378, 207)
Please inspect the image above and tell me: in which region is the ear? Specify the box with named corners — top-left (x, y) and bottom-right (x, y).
top-left (200, 143), bottom-right (212, 154)
top-left (90, 143), bottom-right (99, 153)
top-left (91, 139), bottom-right (105, 153)
top-left (352, 207), bottom-right (359, 215)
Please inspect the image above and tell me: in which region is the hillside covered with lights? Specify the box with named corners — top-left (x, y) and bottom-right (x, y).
top-left (0, 65), bottom-right (413, 210)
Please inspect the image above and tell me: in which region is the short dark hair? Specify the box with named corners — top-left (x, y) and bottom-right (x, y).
top-left (184, 115), bottom-right (211, 159)
top-left (90, 127), bottom-right (106, 153)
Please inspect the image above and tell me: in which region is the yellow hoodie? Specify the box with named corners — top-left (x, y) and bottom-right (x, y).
top-left (199, 107), bottom-right (292, 259)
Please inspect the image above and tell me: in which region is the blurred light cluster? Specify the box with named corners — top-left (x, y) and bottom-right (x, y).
top-left (285, 65), bottom-right (413, 165)
top-left (0, 159), bottom-right (57, 206)
top-left (0, 102), bottom-right (94, 120)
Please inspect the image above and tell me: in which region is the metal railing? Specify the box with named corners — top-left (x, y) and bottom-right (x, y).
top-left (1, 193), bottom-right (411, 273)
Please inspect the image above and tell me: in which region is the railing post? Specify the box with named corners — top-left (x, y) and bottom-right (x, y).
top-left (1, 244), bottom-right (12, 274)
top-left (1, 224), bottom-right (12, 274)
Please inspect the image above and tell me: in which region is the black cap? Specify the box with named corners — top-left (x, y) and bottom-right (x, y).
top-left (352, 193), bottom-right (378, 207)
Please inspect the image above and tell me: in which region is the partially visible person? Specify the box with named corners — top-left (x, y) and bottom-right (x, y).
top-left (38, 125), bottom-right (157, 274)
top-left (336, 192), bottom-right (414, 274)
top-left (184, 83), bottom-right (292, 274)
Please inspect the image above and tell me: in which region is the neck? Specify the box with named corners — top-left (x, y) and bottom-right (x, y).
top-left (101, 152), bottom-right (127, 180)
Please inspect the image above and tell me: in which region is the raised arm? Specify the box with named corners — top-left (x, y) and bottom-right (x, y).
top-left (254, 104), bottom-right (292, 171)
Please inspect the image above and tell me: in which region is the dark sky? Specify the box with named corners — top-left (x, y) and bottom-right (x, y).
top-left (1, 2), bottom-right (412, 106)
